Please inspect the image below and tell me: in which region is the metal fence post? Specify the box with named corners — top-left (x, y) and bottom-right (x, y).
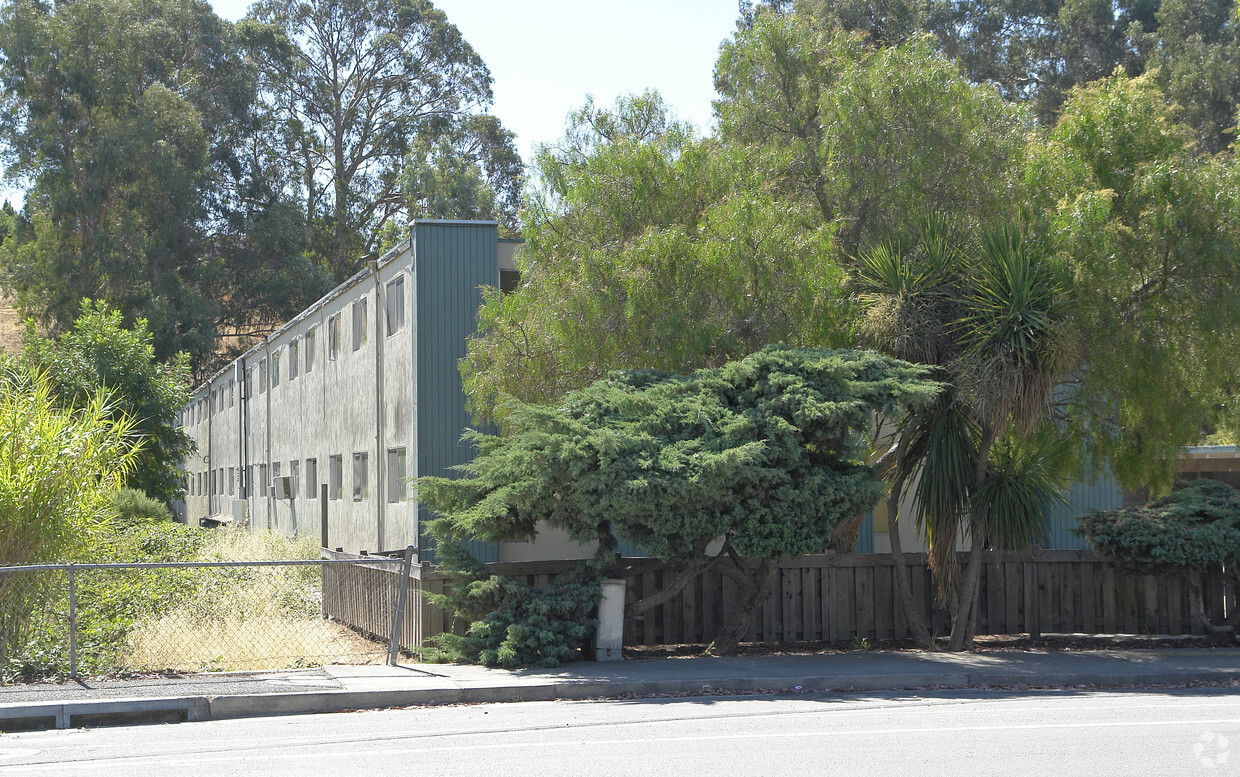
top-left (388, 545), bottom-right (414, 666)
top-left (67, 564), bottom-right (77, 681)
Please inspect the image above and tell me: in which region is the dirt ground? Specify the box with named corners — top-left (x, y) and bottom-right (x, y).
top-left (0, 294), bottom-right (24, 354)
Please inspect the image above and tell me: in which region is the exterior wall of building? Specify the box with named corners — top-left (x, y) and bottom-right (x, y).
top-left (179, 221), bottom-right (506, 557)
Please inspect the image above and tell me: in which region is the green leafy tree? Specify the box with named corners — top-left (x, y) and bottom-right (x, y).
top-left (423, 346), bottom-right (939, 656)
top-left (793, 0), bottom-right (1239, 148)
top-left (1078, 479), bottom-right (1240, 636)
top-left (242, 0), bottom-right (522, 278)
top-left (1024, 72), bottom-right (1240, 494)
top-left (23, 301), bottom-right (193, 506)
top-left (462, 92), bottom-right (848, 417)
top-left (0, 0), bottom-right (321, 373)
top-left (714, 12), bottom-right (1027, 253)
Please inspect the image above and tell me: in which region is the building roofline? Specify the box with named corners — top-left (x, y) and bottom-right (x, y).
top-left (190, 221), bottom-right (505, 397)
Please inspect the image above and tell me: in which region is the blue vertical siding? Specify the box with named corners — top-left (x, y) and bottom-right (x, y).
top-left (856, 510), bottom-right (875, 554)
top-left (1040, 468), bottom-right (1124, 550)
top-left (414, 222), bottom-right (500, 563)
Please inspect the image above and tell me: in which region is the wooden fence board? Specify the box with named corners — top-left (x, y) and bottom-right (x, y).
top-left (321, 551), bottom-right (1230, 650)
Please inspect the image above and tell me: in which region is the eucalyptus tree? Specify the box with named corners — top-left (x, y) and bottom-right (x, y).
top-left (242, 0), bottom-right (521, 277)
top-left (0, 0), bottom-right (278, 368)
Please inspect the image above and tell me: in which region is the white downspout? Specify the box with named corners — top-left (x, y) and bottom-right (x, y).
top-left (372, 259), bottom-right (386, 551)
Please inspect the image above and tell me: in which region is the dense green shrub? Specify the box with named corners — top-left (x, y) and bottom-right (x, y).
top-left (1078, 479), bottom-right (1240, 636)
top-left (1077, 479), bottom-right (1240, 574)
top-left (109, 488), bottom-right (174, 527)
top-left (423, 345), bottom-right (937, 656)
top-left (424, 542), bottom-right (603, 668)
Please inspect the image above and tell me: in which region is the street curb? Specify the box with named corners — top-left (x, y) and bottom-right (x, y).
top-left (4, 668), bottom-right (1239, 730)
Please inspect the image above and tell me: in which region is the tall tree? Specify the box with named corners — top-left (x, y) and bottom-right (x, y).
top-left (462, 92), bottom-right (847, 417)
top-left (792, 0), bottom-right (1239, 148)
top-left (242, 0), bottom-right (522, 278)
top-left (1024, 72), bottom-right (1240, 493)
top-left (0, 0), bottom-right (320, 373)
top-left (714, 13), bottom-right (1027, 254)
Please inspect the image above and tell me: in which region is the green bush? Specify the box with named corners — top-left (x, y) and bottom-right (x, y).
top-left (109, 488), bottom-right (173, 527)
top-left (425, 542), bottom-right (603, 668)
top-left (1077, 479), bottom-right (1240, 574)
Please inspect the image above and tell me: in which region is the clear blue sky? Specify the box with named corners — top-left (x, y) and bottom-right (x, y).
top-left (210, 0), bottom-right (741, 165)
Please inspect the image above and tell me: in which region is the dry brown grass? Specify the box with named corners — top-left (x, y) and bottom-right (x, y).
top-left (121, 527), bottom-right (387, 672)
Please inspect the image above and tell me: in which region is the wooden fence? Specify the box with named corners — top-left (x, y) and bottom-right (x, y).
top-left (321, 549), bottom-right (1234, 649)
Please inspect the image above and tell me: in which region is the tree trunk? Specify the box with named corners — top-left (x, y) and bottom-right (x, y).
top-left (829, 512), bottom-right (865, 553)
top-left (1189, 570), bottom-right (1240, 636)
top-left (881, 417), bottom-right (931, 647)
top-left (706, 558), bottom-right (780, 656)
top-left (947, 422), bottom-right (999, 651)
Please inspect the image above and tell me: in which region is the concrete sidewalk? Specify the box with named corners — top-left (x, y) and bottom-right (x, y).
top-left (3, 648), bottom-right (1238, 731)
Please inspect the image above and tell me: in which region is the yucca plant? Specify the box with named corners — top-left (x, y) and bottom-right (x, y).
top-left (856, 216), bottom-right (1078, 650)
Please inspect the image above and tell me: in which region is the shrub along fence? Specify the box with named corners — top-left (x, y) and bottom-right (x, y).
top-left (323, 549), bottom-right (1235, 651)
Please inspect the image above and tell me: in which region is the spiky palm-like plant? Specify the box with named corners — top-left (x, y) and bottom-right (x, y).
top-left (856, 216), bottom-right (1077, 650)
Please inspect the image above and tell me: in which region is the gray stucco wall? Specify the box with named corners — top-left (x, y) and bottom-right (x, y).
top-left (179, 221), bottom-right (503, 557)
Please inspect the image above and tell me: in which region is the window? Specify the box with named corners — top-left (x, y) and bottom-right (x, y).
top-left (352, 298), bottom-right (367, 351)
top-left (271, 350), bottom-right (281, 387)
top-left (244, 466), bottom-right (253, 497)
top-left (329, 455), bottom-right (343, 500)
top-left (245, 368), bottom-right (252, 399)
top-left (290, 339), bottom-right (299, 380)
top-left (385, 276), bottom-right (405, 336)
top-left (352, 451), bottom-right (368, 501)
top-left (305, 458), bottom-right (318, 499)
top-left (258, 464), bottom-right (268, 495)
top-left (387, 448), bottom-right (407, 503)
top-left (210, 469), bottom-right (217, 495)
top-left (258, 360), bottom-right (267, 394)
top-left (305, 327), bottom-right (317, 372)
top-left (272, 461), bottom-right (281, 481)
top-left (229, 379), bottom-right (235, 407)
top-left (328, 314), bottom-right (341, 361)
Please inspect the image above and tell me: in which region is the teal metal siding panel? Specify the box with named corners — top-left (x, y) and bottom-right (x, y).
top-left (856, 511), bottom-right (875, 554)
top-left (414, 222), bottom-right (499, 563)
top-left (1040, 469), bottom-right (1124, 550)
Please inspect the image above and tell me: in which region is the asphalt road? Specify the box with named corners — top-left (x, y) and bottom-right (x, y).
top-left (1, 688), bottom-right (1238, 776)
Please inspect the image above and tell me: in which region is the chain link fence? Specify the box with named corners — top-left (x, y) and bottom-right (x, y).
top-left (1, 554), bottom-right (412, 682)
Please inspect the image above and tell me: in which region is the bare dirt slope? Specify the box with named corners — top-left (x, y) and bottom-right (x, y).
top-left (0, 294), bottom-right (25, 355)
